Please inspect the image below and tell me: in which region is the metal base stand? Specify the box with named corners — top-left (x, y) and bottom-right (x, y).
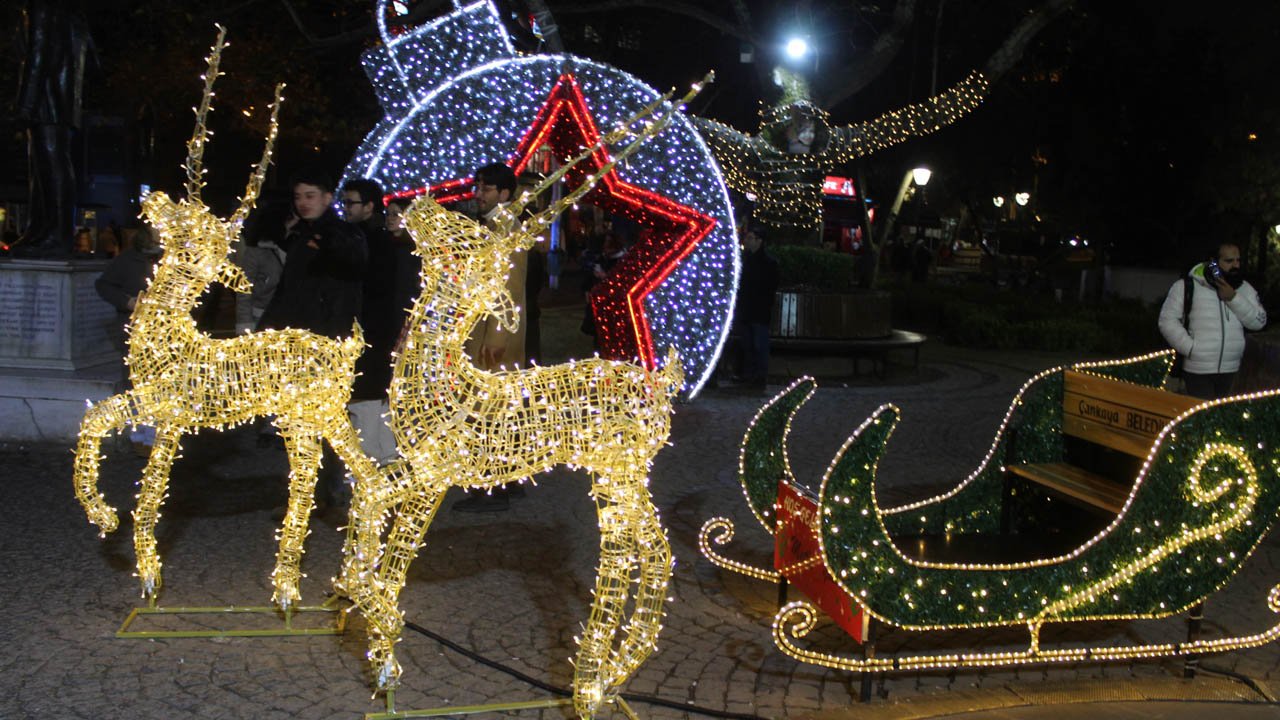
top-left (116, 594), bottom-right (348, 638)
top-left (366, 691), bottom-right (640, 719)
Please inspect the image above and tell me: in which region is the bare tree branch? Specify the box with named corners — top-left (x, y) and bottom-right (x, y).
top-left (817, 0), bottom-right (918, 110)
top-left (268, 0), bottom-right (455, 50)
top-left (548, 0), bottom-right (762, 47)
top-left (982, 0), bottom-right (1074, 81)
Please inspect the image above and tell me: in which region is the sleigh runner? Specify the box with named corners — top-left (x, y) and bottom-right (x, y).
top-left (702, 350), bottom-right (1280, 684)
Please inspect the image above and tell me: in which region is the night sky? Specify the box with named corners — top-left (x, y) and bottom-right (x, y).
top-left (3, 0), bottom-right (1280, 268)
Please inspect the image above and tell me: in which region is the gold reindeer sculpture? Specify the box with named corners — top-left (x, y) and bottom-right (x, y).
top-left (73, 29), bottom-right (380, 609)
top-left (348, 80), bottom-right (707, 718)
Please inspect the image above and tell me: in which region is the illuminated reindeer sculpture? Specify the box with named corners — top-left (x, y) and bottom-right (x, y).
top-left (73, 30), bottom-right (380, 609)
top-left (348, 81), bottom-right (708, 717)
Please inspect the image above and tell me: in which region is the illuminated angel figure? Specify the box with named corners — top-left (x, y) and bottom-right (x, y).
top-left (348, 85), bottom-right (698, 719)
top-left (689, 0), bottom-right (1072, 233)
top-left (691, 69), bottom-right (988, 232)
top-left (72, 29), bottom-right (381, 608)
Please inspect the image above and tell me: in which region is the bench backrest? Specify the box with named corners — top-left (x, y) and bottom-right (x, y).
top-left (1062, 370), bottom-right (1201, 458)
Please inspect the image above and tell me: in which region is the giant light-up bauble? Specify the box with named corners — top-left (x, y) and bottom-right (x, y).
top-left (341, 0), bottom-right (737, 397)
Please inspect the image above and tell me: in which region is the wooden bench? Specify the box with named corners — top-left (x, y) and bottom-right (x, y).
top-left (1007, 369), bottom-right (1200, 517)
top-left (771, 330), bottom-right (926, 378)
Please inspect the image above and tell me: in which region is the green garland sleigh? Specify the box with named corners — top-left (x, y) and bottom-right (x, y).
top-left (701, 351), bottom-right (1280, 672)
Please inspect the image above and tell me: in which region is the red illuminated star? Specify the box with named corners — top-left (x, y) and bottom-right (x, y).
top-left (388, 74), bottom-right (716, 369)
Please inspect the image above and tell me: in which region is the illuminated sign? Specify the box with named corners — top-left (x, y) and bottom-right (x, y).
top-left (823, 175), bottom-right (858, 198)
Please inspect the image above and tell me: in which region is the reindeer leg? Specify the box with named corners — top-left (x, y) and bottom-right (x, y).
top-left (73, 391), bottom-right (138, 533)
top-left (357, 471), bottom-right (447, 690)
top-left (574, 473), bottom-right (643, 719)
top-left (333, 457), bottom-right (417, 600)
top-left (603, 484), bottom-right (671, 693)
top-left (271, 430), bottom-right (323, 610)
top-left (326, 421), bottom-right (396, 599)
top-left (132, 424), bottom-right (182, 599)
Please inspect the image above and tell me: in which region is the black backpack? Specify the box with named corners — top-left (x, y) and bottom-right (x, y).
top-left (1170, 276), bottom-right (1194, 377)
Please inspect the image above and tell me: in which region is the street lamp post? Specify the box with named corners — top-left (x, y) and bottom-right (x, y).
top-left (877, 167), bottom-right (931, 245)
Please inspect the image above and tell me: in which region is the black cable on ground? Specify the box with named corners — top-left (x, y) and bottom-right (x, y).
top-left (1195, 662), bottom-right (1278, 703)
top-left (404, 620), bottom-right (769, 720)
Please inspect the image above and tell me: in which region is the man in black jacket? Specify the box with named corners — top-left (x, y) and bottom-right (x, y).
top-left (259, 171), bottom-right (367, 339)
top-left (732, 225), bottom-right (779, 389)
top-left (341, 177), bottom-right (398, 400)
top-left (258, 170), bottom-right (367, 512)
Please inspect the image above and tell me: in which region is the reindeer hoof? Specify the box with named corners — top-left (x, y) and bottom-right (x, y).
top-left (375, 657), bottom-right (402, 690)
top-left (574, 679), bottom-right (607, 718)
top-left (140, 575), bottom-right (160, 599)
top-left (273, 583), bottom-right (300, 611)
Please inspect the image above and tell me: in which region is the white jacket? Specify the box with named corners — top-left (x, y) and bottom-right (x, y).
top-left (1158, 263), bottom-right (1267, 375)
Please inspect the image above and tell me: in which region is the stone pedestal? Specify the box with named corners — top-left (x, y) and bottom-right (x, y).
top-left (0, 259), bottom-right (118, 371)
top-left (0, 259), bottom-right (121, 443)
top-left (0, 365), bottom-right (119, 443)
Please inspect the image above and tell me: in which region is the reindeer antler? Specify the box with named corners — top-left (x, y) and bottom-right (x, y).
top-left (510, 72), bottom-right (714, 239)
top-left (185, 26), bottom-right (229, 203)
top-left (231, 83), bottom-right (286, 226)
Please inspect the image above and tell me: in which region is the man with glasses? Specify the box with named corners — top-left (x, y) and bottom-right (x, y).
top-left (341, 178), bottom-right (398, 401)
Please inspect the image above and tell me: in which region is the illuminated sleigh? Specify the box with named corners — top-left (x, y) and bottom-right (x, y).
top-left (702, 351), bottom-right (1280, 677)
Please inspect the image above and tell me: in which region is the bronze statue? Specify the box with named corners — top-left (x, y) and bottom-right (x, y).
top-left (16, 0), bottom-right (90, 257)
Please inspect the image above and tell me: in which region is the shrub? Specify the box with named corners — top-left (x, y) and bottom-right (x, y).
top-left (771, 245), bottom-right (860, 292)
top-left (891, 282), bottom-right (1161, 354)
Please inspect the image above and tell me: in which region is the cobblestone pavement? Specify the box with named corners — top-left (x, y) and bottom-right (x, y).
top-left (4, 333), bottom-right (1280, 719)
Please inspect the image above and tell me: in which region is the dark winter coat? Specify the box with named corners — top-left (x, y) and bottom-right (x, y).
top-left (258, 209), bottom-right (367, 339)
top-left (95, 247), bottom-right (159, 316)
top-left (736, 247), bottom-right (780, 325)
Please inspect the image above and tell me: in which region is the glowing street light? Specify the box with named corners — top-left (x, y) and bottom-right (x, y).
top-left (912, 167), bottom-right (933, 187)
top-left (993, 196), bottom-right (1005, 208)
top-left (1015, 192), bottom-right (1031, 206)
top-left (785, 37), bottom-right (810, 60)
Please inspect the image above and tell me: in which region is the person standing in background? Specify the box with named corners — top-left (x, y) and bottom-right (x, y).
top-left (731, 225), bottom-right (779, 390)
top-left (1158, 242), bottom-right (1267, 399)
top-left (258, 170), bottom-right (367, 512)
top-left (95, 224), bottom-right (162, 456)
top-left (341, 178), bottom-right (398, 401)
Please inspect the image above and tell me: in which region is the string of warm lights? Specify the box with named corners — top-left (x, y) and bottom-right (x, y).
top-left (341, 0), bottom-right (738, 397)
top-left (72, 31), bottom-right (381, 609)
top-left (774, 583), bottom-right (1280, 672)
top-left (346, 86), bottom-right (693, 720)
top-left (691, 70), bottom-right (989, 231)
top-left (879, 349), bottom-right (1176, 536)
top-left (695, 376), bottom-right (817, 582)
top-left (697, 518), bottom-right (782, 582)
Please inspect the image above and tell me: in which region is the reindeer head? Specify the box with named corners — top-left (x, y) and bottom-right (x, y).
top-left (139, 27), bottom-right (283, 302)
top-left (400, 196), bottom-right (525, 333)
top-left (398, 73), bottom-right (712, 335)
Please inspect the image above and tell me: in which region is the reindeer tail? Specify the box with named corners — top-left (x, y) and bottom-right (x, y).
top-left (659, 346), bottom-right (685, 396)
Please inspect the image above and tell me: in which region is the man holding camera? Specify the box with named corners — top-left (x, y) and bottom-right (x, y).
top-left (1159, 242), bottom-right (1267, 399)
